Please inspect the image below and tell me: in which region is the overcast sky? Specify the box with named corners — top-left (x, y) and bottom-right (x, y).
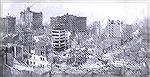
top-left (1, 3), bottom-right (147, 27)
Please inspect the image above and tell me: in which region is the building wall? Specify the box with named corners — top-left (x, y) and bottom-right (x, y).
top-left (2, 16), bottom-right (16, 34)
top-left (32, 12), bottom-right (43, 30)
top-left (121, 24), bottom-right (133, 42)
top-left (28, 54), bottom-right (49, 68)
top-left (20, 7), bottom-right (42, 30)
top-left (51, 29), bottom-right (67, 52)
top-left (15, 45), bottom-right (24, 61)
top-left (50, 13), bottom-right (87, 33)
top-left (34, 41), bottom-right (47, 57)
top-left (75, 31), bottom-right (89, 46)
top-left (0, 45), bottom-right (14, 66)
top-left (106, 19), bottom-right (122, 38)
top-left (19, 29), bottom-right (33, 46)
top-left (76, 17), bottom-right (87, 31)
top-left (91, 21), bottom-right (101, 36)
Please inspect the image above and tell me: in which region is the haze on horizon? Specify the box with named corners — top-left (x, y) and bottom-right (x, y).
top-left (1, 3), bottom-right (147, 28)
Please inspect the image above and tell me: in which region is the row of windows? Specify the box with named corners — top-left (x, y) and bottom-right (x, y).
top-left (52, 31), bottom-right (59, 33)
top-left (60, 40), bottom-right (65, 43)
top-left (53, 40), bottom-right (65, 43)
top-left (60, 44), bottom-right (65, 46)
top-left (29, 61), bottom-right (45, 68)
top-left (30, 58), bottom-right (45, 64)
top-left (53, 41), bottom-right (59, 43)
top-left (60, 31), bottom-right (65, 33)
top-left (41, 46), bottom-right (44, 48)
top-left (52, 30), bottom-right (65, 33)
top-left (40, 57), bottom-right (45, 61)
top-left (53, 44), bottom-right (65, 47)
top-left (60, 34), bottom-right (65, 36)
top-left (52, 34), bottom-right (59, 36)
top-left (60, 37), bottom-right (65, 39)
top-left (52, 34), bottom-right (65, 36)
top-left (54, 45), bottom-right (59, 47)
top-left (54, 37), bottom-right (65, 39)
top-left (40, 64), bottom-right (45, 68)
top-left (30, 61), bottom-right (35, 64)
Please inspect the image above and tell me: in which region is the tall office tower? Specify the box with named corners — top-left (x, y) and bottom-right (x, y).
top-left (106, 19), bottom-right (123, 38)
top-left (51, 24), bottom-right (68, 52)
top-left (20, 7), bottom-right (43, 31)
top-left (50, 13), bottom-right (87, 35)
top-left (2, 15), bottom-right (16, 34)
top-left (121, 24), bottom-right (133, 42)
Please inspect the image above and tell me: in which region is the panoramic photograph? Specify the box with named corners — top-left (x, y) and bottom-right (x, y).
top-left (0, 3), bottom-right (149, 77)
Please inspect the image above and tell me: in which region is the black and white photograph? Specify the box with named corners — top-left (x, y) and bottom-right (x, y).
top-left (0, 2), bottom-right (149, 77)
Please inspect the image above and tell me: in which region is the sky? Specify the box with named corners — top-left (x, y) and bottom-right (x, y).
top-left (1, 3), bottom-right (147, 28)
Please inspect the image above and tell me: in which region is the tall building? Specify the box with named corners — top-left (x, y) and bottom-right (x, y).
top-left (50, 13), bottom-right (87, 33)
top-left (19, 29), bottom-right (33, 46)
top-left (20, 7), bottom-right (43, 30)
top-left (121, 24), bottom-right (133, 43)
top-left (106, 19), bottom-right (123, 38)
top-left (90, 21), bottom-right (101, 36)
top-left (2, 16), bottom-right (16, 34)
top-left (51, 24), bottom-right (68, 52)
